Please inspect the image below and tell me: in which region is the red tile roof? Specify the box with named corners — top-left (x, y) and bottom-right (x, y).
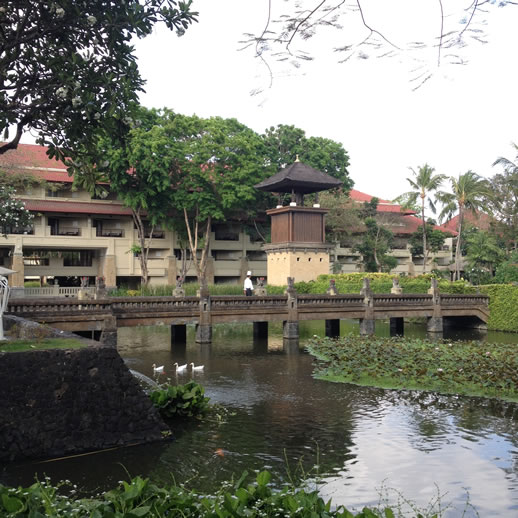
top-left (0, 143), bottom-right (74, 182)
top-left (22, 199), bottom-right (133, 216)
top-left (349, 189), bottom-right (415, 214)
top-left (442, 211), bottom-right (493, 232)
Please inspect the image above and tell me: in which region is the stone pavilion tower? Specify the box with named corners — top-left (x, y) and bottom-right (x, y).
top-left (255, 159), bottom-right (342, 286)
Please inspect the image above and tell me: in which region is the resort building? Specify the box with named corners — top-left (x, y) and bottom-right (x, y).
top-left (0, 144), bottom-right (454, 288)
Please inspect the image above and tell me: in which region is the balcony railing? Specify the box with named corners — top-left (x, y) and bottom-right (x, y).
top-left (51, 227), bottom-right (81, 236)
top-left (3, 226), bottom-right (34, 235)
top-left (144, 229), bottom-right (165, 239)
top-left (96, 228), bottom-right (125, 237)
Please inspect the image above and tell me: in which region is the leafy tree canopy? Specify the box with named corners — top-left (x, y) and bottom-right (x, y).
top-left (261, 124), bottom-right (353, 189)
top-left (0, 1), bottom-right (197, 157)
top-left (409, 225), bottom-right (450, 257)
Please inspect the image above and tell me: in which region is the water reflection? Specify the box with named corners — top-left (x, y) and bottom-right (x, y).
top-left (2, 320), bottom-right (518, 517)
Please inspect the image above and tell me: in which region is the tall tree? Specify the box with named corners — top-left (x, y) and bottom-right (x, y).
top-left (261, 124), bottom-right (353, 190)
top-left (0, 1), bottom-right (197, 157)
top-left (354, 197), bottom-right (397, 272)
top-left (399, 164), bottom-right (446, 273)
top-left (438, 171), bottom-right (489, 281)
top-left (489, 143), bottom-right (518, 252)
top-left (166, 115), bottom-right (268, 286)
top-left (465, 230), bottom-right (504, 282)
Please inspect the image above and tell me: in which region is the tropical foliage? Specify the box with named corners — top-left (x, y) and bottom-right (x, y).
top-left (438, 171), bottom-right (489, 281)
top-left (399, 164), bottom-right (446, 273)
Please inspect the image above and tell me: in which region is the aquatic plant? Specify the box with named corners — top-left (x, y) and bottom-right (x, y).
top-left (307, 335), bottom-right (518, 401)
top-left (149, 380), bottom-right (210, 419)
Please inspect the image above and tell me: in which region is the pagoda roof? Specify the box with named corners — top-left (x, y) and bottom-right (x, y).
top-left (255, 160), bottom-right (342, 194)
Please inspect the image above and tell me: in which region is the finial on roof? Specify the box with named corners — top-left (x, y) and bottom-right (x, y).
top-left (295, 154), bottom-right (300, 162)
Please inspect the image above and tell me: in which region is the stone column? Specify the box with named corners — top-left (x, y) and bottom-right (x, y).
top-left (283, 277), bottom-right (299, 341)
top-left (10, 252), bottom-right (24, 288)
top-left (359, 277), bottom-right (375, 336)
top-left (167, 255), bottom-right (177, 286)
top-left (100, 315), bottom-right (117, 347)
top-left (205, 256), bottom-right (215, 285)
top-left (103, 255), bottom-right (116, 289)
top-left (253, 321), bottom-right (268, 339)
top-left (195, 284), bottom-right (212, 343)
top-left (427, 278), bottom-right (443, 334)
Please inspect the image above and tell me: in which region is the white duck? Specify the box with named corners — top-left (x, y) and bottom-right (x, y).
top-left (152, 363), bottom-right (165, 374)
top-left (174, 362), bottom-right (188, 373)
top-left (190, 362), bottom-right (204, 372)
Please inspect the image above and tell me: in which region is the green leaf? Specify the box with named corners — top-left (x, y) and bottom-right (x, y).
top-left (256, 470), bottom-right (271, 487)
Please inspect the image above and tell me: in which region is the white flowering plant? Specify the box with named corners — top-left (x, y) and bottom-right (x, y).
top-left (0, 185), bottom-right (33, 238)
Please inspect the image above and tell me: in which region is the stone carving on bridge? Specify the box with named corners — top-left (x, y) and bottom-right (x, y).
top-left (255, 277), bottom-right (267, 296)
top-left (173, 276), bottom-right (185, 297)
top-left (391, 277), bottom-right (402, 294)
top-left (326, 279), bottom-right (339, 296)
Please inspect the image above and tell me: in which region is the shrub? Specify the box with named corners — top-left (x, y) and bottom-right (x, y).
top-left (150, 381), bottom-right (210, 419)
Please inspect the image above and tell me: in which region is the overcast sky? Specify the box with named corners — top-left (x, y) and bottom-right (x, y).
top-left (131, 0), bottom-right (518, 201)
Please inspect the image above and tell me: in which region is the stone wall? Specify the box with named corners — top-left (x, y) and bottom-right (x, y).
top-left (0, 344), bottom-right (167, 463)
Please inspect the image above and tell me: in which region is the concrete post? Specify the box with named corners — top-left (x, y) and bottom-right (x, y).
top-left (100, 315), bottom-right (117, 347)
top-left (359, 277), bottom-right (375, 336)
top-left (427, 277), bottom-right (443, 334)
top-left (195, 284), bottom-right (212, 343)
top-left (283, 277), bottom-right (299, 341)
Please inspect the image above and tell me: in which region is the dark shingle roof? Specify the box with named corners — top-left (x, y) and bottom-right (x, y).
top-left (255, 161), bottom-right (342, 194)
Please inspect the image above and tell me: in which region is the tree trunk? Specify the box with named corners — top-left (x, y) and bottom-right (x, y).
top-left (421, 196), bottom-right (427, 274)
top-left (454, 208), bottom-right (464, 281)
top-left (184, 207), bottom-right (212, 287)
top-left (131, 209), bottom-right (153, 287)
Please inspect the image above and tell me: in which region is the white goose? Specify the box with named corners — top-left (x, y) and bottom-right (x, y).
top-left (190, 362), bottom-right (204, 372)
top-left (152, 363), bottom-right (165, 374)
top-left (174, 362), bottom-right (188, 373)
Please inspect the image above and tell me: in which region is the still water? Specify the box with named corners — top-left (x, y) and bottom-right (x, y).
top-left (3, 320), bottom-right (518, 516)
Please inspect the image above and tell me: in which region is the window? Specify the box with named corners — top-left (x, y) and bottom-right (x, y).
top-left (64, 250), bottom-right (94, 267)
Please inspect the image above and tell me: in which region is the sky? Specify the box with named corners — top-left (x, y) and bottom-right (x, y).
top-left (132, 0), bottom-right (518, 201)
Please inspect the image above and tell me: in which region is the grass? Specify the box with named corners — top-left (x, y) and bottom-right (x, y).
top-left (0, 338), bottom-right (86, 352)
top-left (307, 334), bottom-right (518, 402)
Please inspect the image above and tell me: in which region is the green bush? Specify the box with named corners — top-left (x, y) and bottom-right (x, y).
top-left (479, 284), bottom-right (518, 332)
top-left (0, 471), bottom-right (450, 517)
top-left (150, 381), bottom-right (210, 419)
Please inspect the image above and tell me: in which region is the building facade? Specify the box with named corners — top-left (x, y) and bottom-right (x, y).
top-left (0, 144), bottom-right (454, 288)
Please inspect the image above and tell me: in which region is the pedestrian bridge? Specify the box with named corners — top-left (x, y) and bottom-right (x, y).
top-left (6, 287), bottom-right (490, 345)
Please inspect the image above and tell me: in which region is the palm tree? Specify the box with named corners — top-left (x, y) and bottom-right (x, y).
top-left (438, 171), bottom-right (489, 281)
top-left (400, 164), bottom-right (446, 273)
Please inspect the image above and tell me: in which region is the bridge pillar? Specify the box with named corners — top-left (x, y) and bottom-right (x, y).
top-left (390, 317), bottom-right (404, 336)
top-left (325, 319), bottom-right (340, 338)
top-left (283, 277), bottom-right (299, 343)
top-left (427, 317), bottom-right (443, 333)
top-left (171, 324), bottom-right (187, 345)
top-left (359, 278), bottom-right (375, 336)
top-left (253, 321), bottom-right (268, 339)
top-left (100, 315), bottom-right (117, 347)
top-left (195, 285), bottom-right (212, 344)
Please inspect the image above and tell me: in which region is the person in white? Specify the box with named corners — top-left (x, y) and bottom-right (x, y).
top-left (243, 271), bottom-right (254, 296)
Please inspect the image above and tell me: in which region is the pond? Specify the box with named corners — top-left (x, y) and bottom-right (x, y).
top-left (2, 320), bottom-right (518, 516)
